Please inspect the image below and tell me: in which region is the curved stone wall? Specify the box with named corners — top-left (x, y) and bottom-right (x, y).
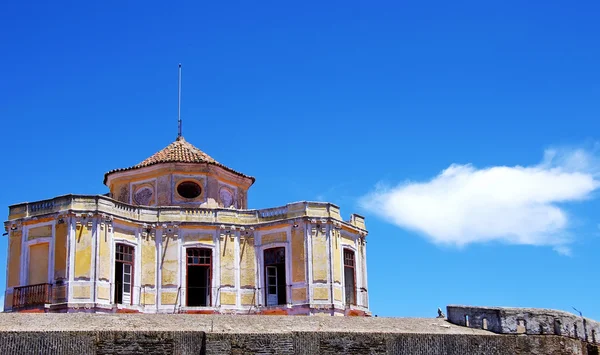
top-left (447, 305), bottom-right (600, 344)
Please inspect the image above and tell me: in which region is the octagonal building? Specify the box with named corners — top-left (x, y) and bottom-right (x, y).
top-left (4, 136), bottom-right (369, 315)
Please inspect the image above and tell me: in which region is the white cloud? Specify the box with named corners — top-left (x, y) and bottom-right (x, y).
top-left (360, 146), bottom-right (600, 253)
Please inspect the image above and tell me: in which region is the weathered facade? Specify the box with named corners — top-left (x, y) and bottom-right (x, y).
top-left (4, 136), bottom-right (369, 315)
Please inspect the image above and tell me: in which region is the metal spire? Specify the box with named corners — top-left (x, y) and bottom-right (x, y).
top-left (178, 63), bottom-right (182, 138)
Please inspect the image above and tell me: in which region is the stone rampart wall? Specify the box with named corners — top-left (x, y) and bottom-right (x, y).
top-left (0, 331), bottom-right (205, 355)
top-left (447, 305), bottom-right (600, 344)
top-left (0, 331), bottom-right (597, 355)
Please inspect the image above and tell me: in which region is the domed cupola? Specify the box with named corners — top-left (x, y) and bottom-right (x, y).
top-left (103, 136), bottom-right (254, 209)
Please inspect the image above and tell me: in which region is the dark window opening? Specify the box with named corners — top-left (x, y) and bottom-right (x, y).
top-left (539, 324), bottom-right (544, 334)
top-left (592, 329), bottom-right (596, 343)
top-left (114, 244), bottom-right (134, 305)
top-left (343, 249), bottom-right (356, 306)
top-left (554, 319), bottom-right (562, 335)
top-left (177, 181), bottom-right (202, 199)
top-left (574, 324), bottom-right (578, 338)
top-left (264, 247), bottom-right (286, 306)
top-left (186, 248), bottom-right (212, 307)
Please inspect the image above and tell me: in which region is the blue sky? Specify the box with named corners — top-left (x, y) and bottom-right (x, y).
top-left (1, 1), bottom-right (599, 319)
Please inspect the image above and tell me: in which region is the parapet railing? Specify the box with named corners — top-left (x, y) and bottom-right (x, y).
top-left (12, 283), bottom-right (53, 310)
top-left (7, 195), bottom-right (367, 231)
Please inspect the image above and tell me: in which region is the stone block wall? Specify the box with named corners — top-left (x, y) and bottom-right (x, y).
top-left (447, 305), bottom-right (600, 344)
top-left (0, 330), bottom-right (598, 355)
top-left (0, 331), bottom-right (205, 355)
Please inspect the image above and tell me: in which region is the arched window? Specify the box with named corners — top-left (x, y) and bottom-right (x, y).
top-left (186, 248), bottom-right (212, 307)
top-left (344, 249), bottom-right (356, 306)
top-left (264, 247), bottom-right (286, 306)
top-left (114, 244), bottom-right (134, 305)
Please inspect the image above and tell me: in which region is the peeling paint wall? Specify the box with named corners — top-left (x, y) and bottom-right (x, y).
top-left (54, 223), bottom-right (68, 280)
top-left (261, 231), bottom-right (286, 245)
top-left (28, 225), bottom-right (52, 240)
top-left (312, 229), bottom-right (328, 283)
top-left (220, 233), bottom-right (235, 288)
top-left (141, 235), bottom-right (156, 287)
top-left (239, 236), bottom-right (255, 289)
top-left (28, 243), bottom-right (49, 285)
top-left (74, 224), bottom-right (92, 279)
top-left (7, 230), bottom-right (22, 287)
top-left (291, 227), bottom-right (305, 283)
top-left (160, 235), bottom-right (178, 287)
top-left (332, 231), bottom-right (341, 284)
top-left (73, 285), bottom-right (91, 299)
top-left (5, 196), bottom-right (369, 315)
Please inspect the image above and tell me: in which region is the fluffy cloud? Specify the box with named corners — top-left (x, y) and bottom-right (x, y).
top-left (360, 146), bottom-right (600, 253)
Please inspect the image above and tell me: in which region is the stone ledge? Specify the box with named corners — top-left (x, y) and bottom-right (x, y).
top-left (0, 313), bottom-right (490, 334)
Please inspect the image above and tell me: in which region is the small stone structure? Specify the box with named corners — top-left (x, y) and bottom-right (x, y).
top-left (447, 305), bottom-right (600, 345)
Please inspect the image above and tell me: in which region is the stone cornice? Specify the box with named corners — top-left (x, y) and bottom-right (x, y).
top-left (5, 195), bottom-right (367, 234)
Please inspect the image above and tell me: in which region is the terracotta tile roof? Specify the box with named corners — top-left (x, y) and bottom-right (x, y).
top-left (103, 136), bottom-right (254, 184)
top-left (136, 136), bottom-right (218, 167)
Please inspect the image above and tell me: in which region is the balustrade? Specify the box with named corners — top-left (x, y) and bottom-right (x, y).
top-left (13, 283), bottom-right (52, 309)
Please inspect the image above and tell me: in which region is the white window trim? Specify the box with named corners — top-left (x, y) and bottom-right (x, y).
top-left (21, 221), bottom-right (55, 286)
top-left (256, 241), bottom-right (290, 307)
top-left (179, 242), bottom-right (217, 308)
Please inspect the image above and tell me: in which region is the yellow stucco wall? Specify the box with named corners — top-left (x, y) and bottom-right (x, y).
top-left (73, 285), bottom-right (91, 299)
top-left (183, 232), bottom-right (213, 244)
top-left (161, 292), bottom-right (177, 305)
top-left (292, 287), bottom-right (307, 302)
top-left (261, 231), bottom-right (287, 245)
top-left (74, 224), bottom-right (92, 279)
top-left (291, 227), bottom-right (305, 283)
top-left (97, 225), bottom-right (111, 281)
top-left (313, 287), bottom-right (329, 300)
top-left (28, 225), bottom-right (52, 240)
top-left (332, 231), bottom-right (341, 284)
top-left (340, 234), bottom-right (355, 246)
top-left (334, 287), bottom-right (342, 302)
top-left (161, 235), bottom-right (178, 287)
top-left (240, 293), bottom-right (255, 306)
top-left (220, 291), bottom-right (236, 305)
top-left (8, 231), bottom-right (22, 287)
top-left (239, 237), bottom-right (255, 288)
top-left (97, 285), bottom-right (110, 300)
top-left (114, 227), bottom-right (136, 242)
top-left (54, 223), bottom-right (68, 280)
top-left (220, 234), bottom-right (235, 287)
top-left (4, 294), bottom-right (13, 310)
top-left (142, 291), bottom-right (156, 305)
top-left (28, 243), bottom-right (49, 285)
top-left (312, 230), bottom-right (328, 282)
top-left (141, 236), bottom-right (156, 287)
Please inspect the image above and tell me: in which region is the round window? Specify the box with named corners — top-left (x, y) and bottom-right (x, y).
top-left (177, 181), bottom-right (202, 199)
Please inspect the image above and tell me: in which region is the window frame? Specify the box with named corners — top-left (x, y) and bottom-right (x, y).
top-left (185, 247), bottom-right (213, 307)
top-left (343, 248), bottom-right (357, 306)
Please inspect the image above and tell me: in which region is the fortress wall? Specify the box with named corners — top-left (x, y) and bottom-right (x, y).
top-left (0, 331), bottom-right (204, 355)
top-left (448, 305), bottom-right (600, 344)
top-left (0, 331), bottom-right (596, 355)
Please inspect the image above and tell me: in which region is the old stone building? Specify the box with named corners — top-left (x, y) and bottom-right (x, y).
top-left (3, 136), bottom-right (369, 315)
